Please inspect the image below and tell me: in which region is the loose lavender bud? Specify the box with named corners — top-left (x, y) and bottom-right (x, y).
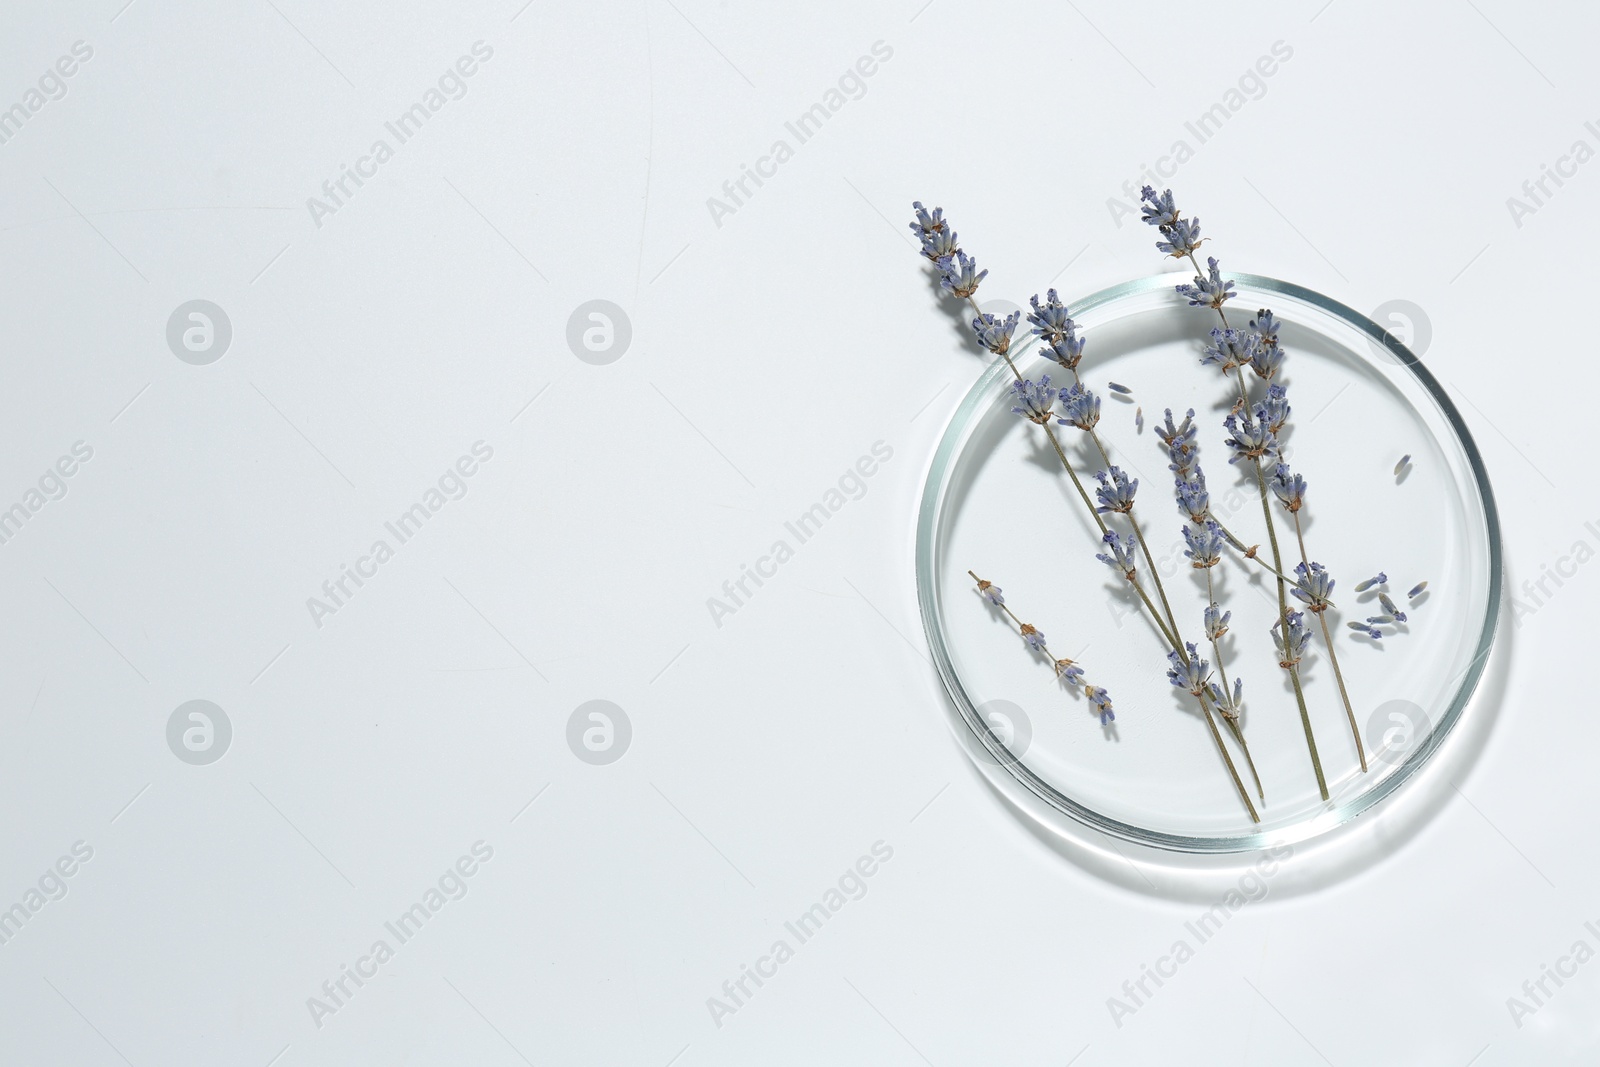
top-left (1347, 620), bottom-right (1382, 638)
top-left (1166, 642), bottom-right (1210, 696)
top-left (1095, 530), bottom-right (1139, 577)
top-left (1094, 466), bottom-right (1139, 514)
top-left (1055, 659), bottom-right (1085, 685)
top-left (1176, 475), bottom-right (1211, 523)
top-left (1207, 676), bottom-right (1244, 720)
top-left (1367, 614), bottom-right (1395, 625)
top-left (938, 251), bottom-right (986, 299)
top-left (1057, 383), bottom-right (1101, 431)
top-left (1256, 384), bottom-right (1291, 434)
top-left (1136, 406), bottom-right (1144, 433)
top-left (1204, 601), bottom-right (1231, 640)
top-left (1176, 256), bottom-right (1234, 309)
top-left (1200, 327), bottom-right (1257, 373)
top-left (1394, 454), bottom-right (1411, 476)
top-left (1009, 375), bottom-right (1058, 424)
top-left (1270, 462), bottom-right (1307, 512)
top-left (1378, 591), bottom-right (1406, 622)
top-left (972, 310), bottom-right (1021, 355)
top-left (1354, 573), bottom-right (1387, 592)
top-left (1019, 623), bottom-right (1047, 651)
top-left (1272, 610), bottom-right (1313, 666)
top-left (1086, 685), bottom-right (1115, 726)
top-left (1108, 381), bottom-right (1132, 395)
top-left (1409, 581), bottom-right (1428, 599)
top-left (1223, 409), bottom-right (1278, 465)
top-left (1183, 520), bottom-right (1225, 568)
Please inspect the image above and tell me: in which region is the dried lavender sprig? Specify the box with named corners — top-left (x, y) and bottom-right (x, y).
top-left (1142, 186), bottom-right (1329, 798)
top-left (924, 208), bottom-right (1256, 818)
top-left (1196, 526), bottom-right (1263, 800)
top-left (1280, 461), bottom-right (1367, 771)
top-left (969, 570), bottom-right (1114, 725)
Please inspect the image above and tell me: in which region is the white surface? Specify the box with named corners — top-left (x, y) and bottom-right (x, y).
top-left (0, 1), bottom-right (1593, 1064)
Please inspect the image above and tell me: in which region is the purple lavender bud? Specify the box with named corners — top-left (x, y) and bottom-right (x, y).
top-left (938, 251), bottom-right (986, 298)
top-left (1086, 685), bottom-right (1115, 725)
top-left (1354, 573), bottom-right (1387, 592)
top-left (1094, 466), bottom-right (1139, 514)
top-left (1409, 581), bottom-right (1428, 599)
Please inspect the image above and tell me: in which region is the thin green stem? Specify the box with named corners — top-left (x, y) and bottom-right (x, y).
top-left (1293, 512), bottom-right (1367, 772)
top-left (1206, 566), bottom-right (1263, 801)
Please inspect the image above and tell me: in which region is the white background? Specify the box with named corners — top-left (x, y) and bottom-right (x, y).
top-left (0, 0), bottom-right (1595, 1064)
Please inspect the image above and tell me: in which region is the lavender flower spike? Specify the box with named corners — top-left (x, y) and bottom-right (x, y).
top-left (1223, 409), bottom-right (1278, 465)
top-left (921, 227), bottom-right (958, 262)
top-left (1355, 572), bottom-right (1388, 592)
top-left (1184, 520), bottom-right (1225, 568)
top-left (972, 310), bottom-right (1020, 355)
top-left (1270, 462), bottom-right (1307, 512)
top-left (1256, 384), bottom-right (1291, 434)
top-left (1156, 408), bottom-right (1198, 455)
top-left (1139, 186), bottom-right (1178, 228)
top-left (1009, 375), bottom-right (1058, 424)
top-left (1176, 475), bottom-right (1211, 523)
top-left (909, 201), bottom-right (945, 236)
top-left (1272, 610), bottom-right (1313, 667)
top-left (1057, 382), bottom-right (1102, 431)
top-left (1200, 327), bottom-right (1257, 373)
top-left (1094, 466), bottom-right (1139, 514)
top-left (1176, 256), bottom-right (1234, 309)
top-left (939, 251), bottom-right (986, 299)
top-left (1249, 309), bottom-right (1284, 380)
top-left (1204, 601), bottom-right (1231, 640)
top-left (1096, 530), bottom-right (1139, 577)
top-left (1207, 677), bottom-right (1244, 720)
top-left (1027, 289), bottom-right (1074, 341)
top-left (1086, 685), bottom-right (1115, 726)
top-left (1166, 643), bottom-right (1210, 695)
top-left (1291, 561), bottom-right (1335, 613)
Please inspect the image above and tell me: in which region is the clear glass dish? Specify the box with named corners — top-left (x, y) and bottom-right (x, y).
top-left (915, 272), bottom-right (1501, 853)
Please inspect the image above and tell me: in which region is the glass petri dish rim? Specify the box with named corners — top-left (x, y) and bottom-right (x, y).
top-left (914, 271), bottom-right (1503, 854)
